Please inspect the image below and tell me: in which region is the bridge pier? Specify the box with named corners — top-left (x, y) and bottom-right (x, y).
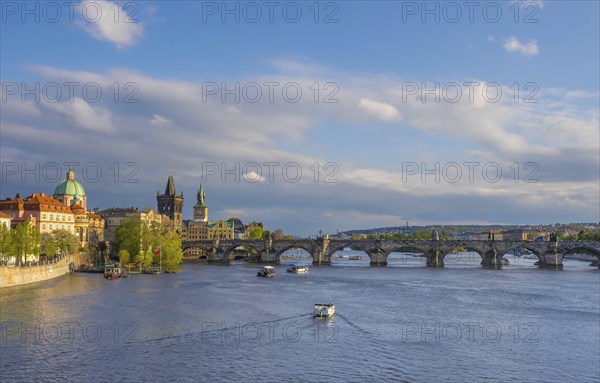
top-left (311, 238), bottom-right (333, 265)
top-left (480, 250), bottom-right (502, 269)
top-left (259, 251), bottom-right (278, 264)
top-left (537, 252), bottom-right (564, 269)
top-left (425, 250), bottom-right (444, 268)
top-left (369, 252), bottom-right (388, 266)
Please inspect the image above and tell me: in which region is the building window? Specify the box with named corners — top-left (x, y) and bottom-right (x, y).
top-left (42, 224), bottom-right (46, 230)
top-left (50, 214), bottom-right (54, 221)
top-left (49, 224), bottom-right (53, 230)
top-left (42, 214), bottom-right (47, 219)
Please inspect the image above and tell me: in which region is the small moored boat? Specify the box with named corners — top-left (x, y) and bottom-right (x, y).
top-left (348, 256), bottom-right (362, 260)
top-left (287, 264), bottom-right (309, 273)
top-left (257, 266), bottom-right (275, 277)
top-left (313, 303), bottom-right (335, 318)
top-left (104, 265), bottom-right (122, 280)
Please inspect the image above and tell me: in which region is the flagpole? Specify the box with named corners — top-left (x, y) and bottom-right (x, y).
top-left (159, 244), bottom-right (162, 273)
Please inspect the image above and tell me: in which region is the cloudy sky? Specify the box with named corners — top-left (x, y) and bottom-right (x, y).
top-left (1, 1), bottom-right (598, 236)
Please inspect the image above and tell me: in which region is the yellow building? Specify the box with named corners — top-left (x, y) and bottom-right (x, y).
top-left (0, 212), bottom-right (13, 230)
top-left (0, 193), bottom-right (75, 235)
top-left (98, 207), bottom-right (169, 243)
top-left (207, 220), bottom-right (234, 240)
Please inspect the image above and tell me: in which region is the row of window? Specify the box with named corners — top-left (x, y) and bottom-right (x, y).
top-left (41, 214), bottom-right (73, 222)
top-left (41, 224), bottom-right (71, 231)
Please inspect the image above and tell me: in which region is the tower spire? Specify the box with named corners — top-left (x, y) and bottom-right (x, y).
top-left (196, 182), bottom-right (206, 207)
top-left (164, 175), bottom-right (176, 196)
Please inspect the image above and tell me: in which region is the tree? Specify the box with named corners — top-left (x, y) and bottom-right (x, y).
top-left (10, 220), bottom-right (41, 265)
top-left (52, 229), bottom-right (79, 255)
top-left (159, 230), bottom-right (183, 271)
top-left (41, 234), bottom-right (58, 258)
top-left (248, 226), bottom-right (263, 240)
top-left (0, 224), bottom-right (13, 261)
top-left (261, 230), bottom-right (271, 240)
top-left (115, 217), bottom-right (142, 262)
top-left (115, 217), bottom-right (183, 271)
top-left (118, 249), bottom-right (131, 264)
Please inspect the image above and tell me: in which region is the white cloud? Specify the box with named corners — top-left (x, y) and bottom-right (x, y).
top-left (38, 97), bottom-right (114, 132)
top-left (513, 0), bottom-right (545, 9)
top-left (76, 0), bottom-right (144, 49)
top-left (503, 36), bottom-right (539, 56)
top-left (5, 63), bottom-right (598, 234)
top-left (358, 98), bottom-right (401, 121)
top-left (487, 34), bottom-right (495, 43)
top-left (243, 171), bottom-right (266, 183)
top-left (150, 114), bottom-right (173, 126)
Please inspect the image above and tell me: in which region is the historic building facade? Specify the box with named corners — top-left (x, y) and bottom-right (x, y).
top-left (0, 193), bottom-right (75, 234)
top-left (0, 170), bottom-right (104, 249)
top-left (98, 207), bottom-right (169, 243)
top-left (182, 182), bottom-right (235, 257)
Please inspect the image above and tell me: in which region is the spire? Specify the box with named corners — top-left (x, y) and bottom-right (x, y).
top-left (195, 182), bottom-right (206, 207)
top-left (164, 175), bottom-right (176, 196)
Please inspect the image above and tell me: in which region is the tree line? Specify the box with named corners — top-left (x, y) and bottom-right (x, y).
top-left (115, 217), bottom-right (183, 272)
top-left (0, 219), bottom-right (79, 265)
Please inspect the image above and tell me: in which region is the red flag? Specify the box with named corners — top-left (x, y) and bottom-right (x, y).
top-left (155, 246), bottom-right (161, 255)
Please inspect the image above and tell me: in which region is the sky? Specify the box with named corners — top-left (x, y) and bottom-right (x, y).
top-left (1, 0), bottom-right (599, 236)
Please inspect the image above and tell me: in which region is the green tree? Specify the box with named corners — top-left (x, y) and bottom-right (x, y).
top-left (261, 230), bottom-right (271, 240)
top-left (52, 229), bottom-right (79, 255)
top-left (115, 217), bottom-right (142, 262)
top-left (248, 227), bottom-right (264, 240)
top-left (41, 234), bottom-right (58, 258)
top-left (159, 230), bottom-right (183, 271)
top-left (0, 224), bottom-right (13, 260)
top-left (118, 249), bottom-right (131, 264)
top-left (10, 220), bottom-right (41, 265)
top-left (115, 218), bottom-right (183, 271)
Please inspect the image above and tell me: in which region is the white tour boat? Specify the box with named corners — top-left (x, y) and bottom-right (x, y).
top-left (313, 303), bottom-right (335, 318)
top-left (257, 266), bottom-right (276, 277)
top-left (287, 264), bottom-right (309, 274)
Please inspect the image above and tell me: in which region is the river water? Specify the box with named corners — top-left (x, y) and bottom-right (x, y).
top-left (1, 251), bottom-right (599, 382)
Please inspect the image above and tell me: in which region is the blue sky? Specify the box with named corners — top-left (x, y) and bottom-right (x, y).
top-left (1, 1), bottom-right (599, 236)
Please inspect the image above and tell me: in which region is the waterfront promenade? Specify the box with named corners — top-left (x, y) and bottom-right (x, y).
top-left (0, 254), bottom-right (72, 288)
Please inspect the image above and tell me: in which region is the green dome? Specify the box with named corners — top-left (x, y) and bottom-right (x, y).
top-left (54, 169), bottom-right (86, 196)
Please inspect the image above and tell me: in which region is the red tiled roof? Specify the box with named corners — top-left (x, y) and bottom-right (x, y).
top-left (0, 193), bottom-right (73, 214)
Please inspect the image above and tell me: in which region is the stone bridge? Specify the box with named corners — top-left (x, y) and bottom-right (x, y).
top-left (182, 239), bottom-right (600, 269)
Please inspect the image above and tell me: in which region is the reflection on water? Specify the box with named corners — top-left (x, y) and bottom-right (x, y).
top-left (1, 255), bottom-right (598, 382)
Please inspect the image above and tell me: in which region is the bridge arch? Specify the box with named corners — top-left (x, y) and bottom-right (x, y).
top-left (559, 244), bottom-right (600, 256)
top-left (442, 245), bottom-right (486, 266)
top-left (223, 244), bottom-right (262, 262)
top-left (275, 244), bottom-right (314, 263)
top-left (496, 244), bottom-right (543, 265)
top-left (385, 244), bottom-right (428, 267)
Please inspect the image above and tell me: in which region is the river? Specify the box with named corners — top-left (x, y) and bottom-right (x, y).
top-left (1, 251), bottom-right (599, 382)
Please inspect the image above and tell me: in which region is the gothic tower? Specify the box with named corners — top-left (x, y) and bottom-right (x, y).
top-left (193, 182), bottom-right (208, 223)
top-left (157, 174), bottom-right (184, 232)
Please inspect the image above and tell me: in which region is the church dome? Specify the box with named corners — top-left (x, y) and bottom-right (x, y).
top-left (54, 169), bottom-right (86, 196)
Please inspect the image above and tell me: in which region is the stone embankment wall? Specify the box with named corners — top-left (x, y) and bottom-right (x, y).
top-left (0, 257), bottom-right (71, 288)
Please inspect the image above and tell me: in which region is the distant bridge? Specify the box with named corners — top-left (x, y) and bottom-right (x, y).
top-left (182, 239), bottom-right (600, 269)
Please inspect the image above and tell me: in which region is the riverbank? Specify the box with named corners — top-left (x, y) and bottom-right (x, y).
top-left (0, 256), bottom-right (71, 288)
